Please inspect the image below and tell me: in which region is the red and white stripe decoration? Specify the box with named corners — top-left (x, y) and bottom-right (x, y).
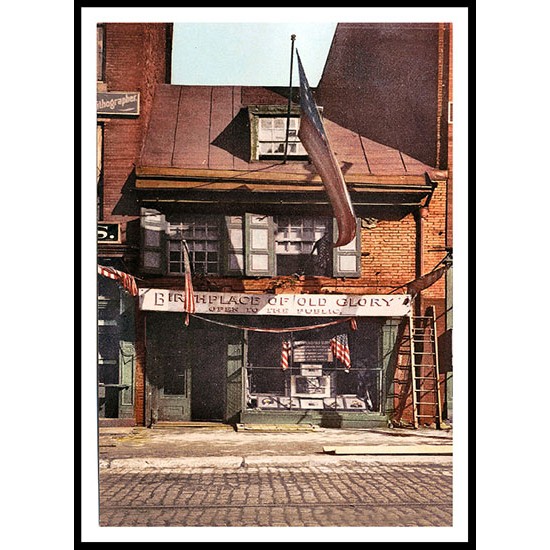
top-left (330, 334), bottom-right (352, 373)
top-left (280, 340), bottom-right (292, 371)
top-left (97, 265), bottom-right (138, 296)
top-left (182, 242), bottom-right (196, 326)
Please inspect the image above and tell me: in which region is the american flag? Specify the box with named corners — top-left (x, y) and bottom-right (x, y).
top-left (280, 340), bottom-right (292, 371)
top-left (330, 334), bottom-right (352, 373)
top-left (97, 265), bottom-right (138, 296)
top-left (181, 241), bottom-right (196, 326)
top-left (296, 49), bottom-right (357, 248)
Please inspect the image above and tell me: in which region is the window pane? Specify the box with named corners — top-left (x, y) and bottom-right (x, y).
top-left (258, 128), bottom-right (273, 141)
top-left (207, 226), bottom-right (219, 239)
top-left (259, 142), bottom-right (274, 155)
top-left (302, 229), bottom-right (314, 241)
top-left (260, 118), bottom-right (273, 129)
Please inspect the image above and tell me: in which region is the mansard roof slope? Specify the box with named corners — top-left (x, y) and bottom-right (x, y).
top-left (138, 84), bottom-right (442, 187)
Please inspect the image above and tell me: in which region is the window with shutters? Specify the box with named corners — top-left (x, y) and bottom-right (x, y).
top-left (140, 209), bottom-right (361, 279)
top-left (275, 216), bottom-right (332, 276)
top-left (167, 216), bottom-right (221, 276)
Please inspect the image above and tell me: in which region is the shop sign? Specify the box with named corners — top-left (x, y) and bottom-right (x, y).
top-left (139, 289), bottom-right (411, 317)
top-left (97, 92), bottom-right (140, 115)
top-left (97, 222), bottom-right (121, 243)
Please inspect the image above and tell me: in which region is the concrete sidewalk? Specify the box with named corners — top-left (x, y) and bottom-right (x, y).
top-left (98, 423), bottom-right (453, 470)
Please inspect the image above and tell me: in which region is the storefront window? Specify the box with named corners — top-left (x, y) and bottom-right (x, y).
top-left (245, 318), bottom-right (383, 412)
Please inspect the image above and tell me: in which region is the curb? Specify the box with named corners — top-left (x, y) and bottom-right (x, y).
top-left (100, 453), bottom-right (452, 471)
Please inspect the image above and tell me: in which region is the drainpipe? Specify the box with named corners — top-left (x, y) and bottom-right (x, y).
top-left (415, 205), bottom-right (429, 317)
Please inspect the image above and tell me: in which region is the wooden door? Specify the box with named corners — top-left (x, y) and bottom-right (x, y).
top-left (157, 350), bottom-right (191, 421)
top-left (146, 313), bottom-right (192, 423)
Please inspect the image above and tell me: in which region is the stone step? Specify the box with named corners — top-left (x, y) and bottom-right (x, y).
top-left (152, 421), bottom-right (234, 431)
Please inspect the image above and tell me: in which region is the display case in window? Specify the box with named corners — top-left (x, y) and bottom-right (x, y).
top-left (290, 375), bottom-right (331, 399)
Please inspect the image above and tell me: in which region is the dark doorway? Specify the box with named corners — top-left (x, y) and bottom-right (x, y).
top-left (191, 323), bottom-right (227, 421)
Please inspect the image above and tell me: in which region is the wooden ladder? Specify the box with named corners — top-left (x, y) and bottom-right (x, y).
top-left (409, 305), bottom-right (443, 429)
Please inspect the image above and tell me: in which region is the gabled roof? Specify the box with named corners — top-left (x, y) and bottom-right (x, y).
top-left (136, 84), bottom-right (445, 195)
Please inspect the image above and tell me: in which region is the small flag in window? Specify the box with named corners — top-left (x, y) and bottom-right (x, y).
top-left (330, 334), bottom-right (352, 373)
top-left (281, 340), bottom-right (292, 371)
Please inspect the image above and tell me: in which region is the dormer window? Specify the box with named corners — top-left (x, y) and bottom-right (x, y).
top-left (249, 105), bottom-right (317, 161)
top-left (257, 116), bottom-right (307, 158)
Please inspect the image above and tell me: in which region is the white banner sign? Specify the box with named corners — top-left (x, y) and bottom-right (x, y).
top-left (139, 289), bottom-right (411, 317)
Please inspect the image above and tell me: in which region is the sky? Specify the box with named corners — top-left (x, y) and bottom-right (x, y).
top-left (83, 7), bottom-right (471, 87)
top-left (171, 22), bottom-right (336, 87)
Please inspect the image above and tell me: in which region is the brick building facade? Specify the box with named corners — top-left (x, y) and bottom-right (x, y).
top-left (97, 23), bottom-right (453, 429)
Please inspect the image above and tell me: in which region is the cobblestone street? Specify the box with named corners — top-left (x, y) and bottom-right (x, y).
top-left (99, 461), bottom-right (452, 527)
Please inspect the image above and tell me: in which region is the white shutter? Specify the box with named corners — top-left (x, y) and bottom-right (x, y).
top-left (222, 216), bottom-right (245, 276)
top-left (140, 207), bottom-right (166, 274)
top-left (332, 217), bottom-right (361, 277)
top-left (245, 213), bottom-right (275, 276)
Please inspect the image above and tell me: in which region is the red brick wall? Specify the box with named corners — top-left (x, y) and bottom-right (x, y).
top-left (99, 23), bottom-right (172, 242)
top-left (144, 195), bottom-right (447, 304)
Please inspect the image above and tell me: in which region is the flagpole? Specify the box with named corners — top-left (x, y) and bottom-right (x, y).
top-left (283, 34), bottom-right (296, 164)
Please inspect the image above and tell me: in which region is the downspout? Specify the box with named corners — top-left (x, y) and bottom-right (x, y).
top-left (415, 176), bottom-right (438, 316)
top-left (415, 204), bottom-right (429, 317)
